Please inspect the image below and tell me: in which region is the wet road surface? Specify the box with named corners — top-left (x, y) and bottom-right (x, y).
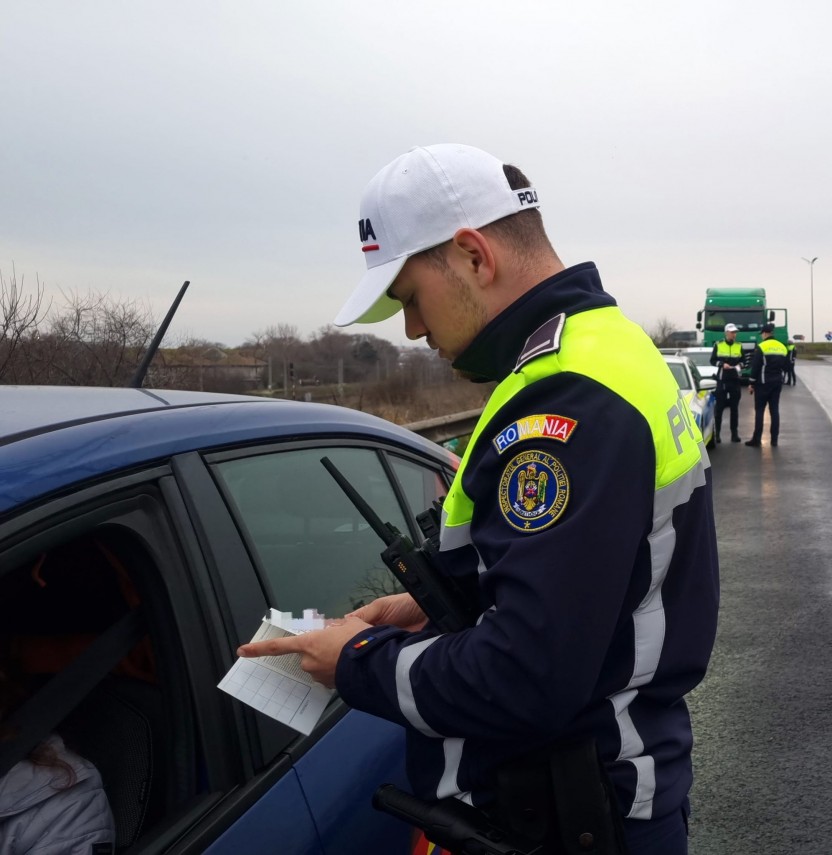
top-left (687, 359), bottom-right (832, 854)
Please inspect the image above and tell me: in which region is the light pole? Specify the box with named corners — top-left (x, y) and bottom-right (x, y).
top-left (802, 256), bottom-right (818, 342)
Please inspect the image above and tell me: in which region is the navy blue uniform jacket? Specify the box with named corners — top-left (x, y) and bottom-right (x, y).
top-left (337, 263), bottom-right (719, 822)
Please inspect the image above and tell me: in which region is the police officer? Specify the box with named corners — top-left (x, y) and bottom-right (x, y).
top-left (746, 323), bottom-right (789, 447)
top-left (710, 322), bottom-right (744, 443)
top-left (239, 145), bottom-right (719, 855)
top-left (784, 339), bottom-right (797, 386)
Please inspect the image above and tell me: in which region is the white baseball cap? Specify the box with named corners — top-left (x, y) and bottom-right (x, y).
top-left (724, 323), bottom-right (739, 332)
top-left (334, 144), bottom-right (540, 326)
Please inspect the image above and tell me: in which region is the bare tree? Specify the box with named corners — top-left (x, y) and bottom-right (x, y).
top-left (348, 567), bottom-right (405, 611)
top-left (308, 325), bottom-right (355, 384)
top-left (245, 324), bottom-right (302, 355)
top-left (648, 316), bottom-right (678, 348)
top-left (0, 265), bottom-right (49, 382)
top-left (352, 333), bottom-right (400, 382)
top-left (40, 290), bottom-right (156, 386)
top-left (241, 324), bottom-right (305, 390)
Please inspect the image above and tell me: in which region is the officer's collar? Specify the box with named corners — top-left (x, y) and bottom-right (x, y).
top-left (452, 262), bottom-right (616, 382)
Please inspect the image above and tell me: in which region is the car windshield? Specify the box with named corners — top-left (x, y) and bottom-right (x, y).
top-left (703, 309), bottom-right (766, 332)
top-left (686, 352), bottom-right (712, 367)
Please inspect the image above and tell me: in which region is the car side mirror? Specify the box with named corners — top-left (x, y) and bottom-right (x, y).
top-left (699, 378), bottom-right (717, 391)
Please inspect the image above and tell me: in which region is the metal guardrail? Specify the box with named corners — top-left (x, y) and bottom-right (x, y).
top-left (403, 408), bottom-right (483, 444)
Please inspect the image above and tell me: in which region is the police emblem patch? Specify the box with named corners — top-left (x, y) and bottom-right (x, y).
top-left (499, 450), bottom-right (569, 532)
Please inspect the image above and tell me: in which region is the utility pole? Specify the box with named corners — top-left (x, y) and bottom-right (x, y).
top-left (802, 256), bottom-right (818, 342)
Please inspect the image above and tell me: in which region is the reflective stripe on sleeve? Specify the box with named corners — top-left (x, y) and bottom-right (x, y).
top-left (395, 637), bottom-right (444, 738)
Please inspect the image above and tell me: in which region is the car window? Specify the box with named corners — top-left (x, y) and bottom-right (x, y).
top-left (688, 361), bottom-right (704, 388)
top-left (667, 362), bottom-right (693, 391)
top-left (387, 453), bottom-right (449, 521)
top-left (214, 447), bottom-right (446, 620)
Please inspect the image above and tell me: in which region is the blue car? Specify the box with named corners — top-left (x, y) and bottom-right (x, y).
top-left (0, 385), bottom-right (458, 854)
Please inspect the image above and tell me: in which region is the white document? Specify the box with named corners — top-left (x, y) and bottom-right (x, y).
top-left (218, 609), bottom-right (334, 735)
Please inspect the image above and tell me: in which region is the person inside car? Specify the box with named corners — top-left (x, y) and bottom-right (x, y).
top-left (0, 652), bottom-right (116, 855)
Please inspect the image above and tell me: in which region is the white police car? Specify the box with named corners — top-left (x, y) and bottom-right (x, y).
top-left (0, 385), bottom-right (457, 854)
top-left (662, 355), bottom-right (717, 448)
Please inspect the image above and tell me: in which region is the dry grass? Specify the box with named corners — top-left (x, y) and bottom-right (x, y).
top-left (260, 374), bottom-right (496, 425)
top-left (361, 379), bottom-right (494, 425)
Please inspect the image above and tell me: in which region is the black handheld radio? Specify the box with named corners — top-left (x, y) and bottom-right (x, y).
top-left (320, 456), bottom-right (478, 634)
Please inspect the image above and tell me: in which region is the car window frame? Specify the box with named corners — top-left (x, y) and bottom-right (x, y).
top-left (0, 472), bottom-right (252, 851)
top-left (214, 446), bottom-right (410, 620)
top-left (204, 437), bottom-right (453, 535)
top-left (195, 437), bottom-right (453, 759)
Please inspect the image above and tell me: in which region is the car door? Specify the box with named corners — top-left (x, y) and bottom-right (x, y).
top-left (0, 430), bottom-right (453, 854)
top-left (184, 437), bottom-right (454, 855)
top-left (0, 469), bottom-right (324, 855)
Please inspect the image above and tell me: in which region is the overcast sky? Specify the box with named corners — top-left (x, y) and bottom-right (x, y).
top-left (2, 0), bottom-right (830, 348)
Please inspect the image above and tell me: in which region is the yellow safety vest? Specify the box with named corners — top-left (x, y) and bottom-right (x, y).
top-left (715, 341), bottom-right (743, 359)
top-left (443, 306), bottom-right (705, 537)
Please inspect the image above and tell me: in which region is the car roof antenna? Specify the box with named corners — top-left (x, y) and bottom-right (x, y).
top-left (129, 280), bottom-right (191, 389)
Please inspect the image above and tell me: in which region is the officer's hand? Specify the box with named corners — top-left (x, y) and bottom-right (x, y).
top-left (237, 617), bottom-right (370, 688)
top-left (347, 593), bottom-right (427, 633)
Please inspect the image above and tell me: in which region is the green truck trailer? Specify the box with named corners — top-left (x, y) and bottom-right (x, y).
top-left (696, 288), bottom-right (789, 374)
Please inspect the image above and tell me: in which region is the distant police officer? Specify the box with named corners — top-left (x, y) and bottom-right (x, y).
top-left (240, 145), bottom-right (720, 854)
top-left (746, 323), bottom-right (789, 447)
top-left (710, 322), bottom-right (744, 443)
top-left (785, 339), bottom-right (797, 386)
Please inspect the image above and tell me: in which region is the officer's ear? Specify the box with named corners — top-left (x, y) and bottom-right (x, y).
top-left (448, 228), bottom-right (497, 289)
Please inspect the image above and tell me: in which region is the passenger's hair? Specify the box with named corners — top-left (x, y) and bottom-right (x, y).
top-left (0, 649), bottom-right (76, 787)
top-left (418, 163), bottom-right (554, 272)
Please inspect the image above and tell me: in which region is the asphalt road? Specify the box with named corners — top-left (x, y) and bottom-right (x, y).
top-left (687, 359), bottom-right (832, 854)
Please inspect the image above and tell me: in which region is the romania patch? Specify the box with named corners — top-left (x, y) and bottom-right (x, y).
top-left (493, 413), bottom-right (577, 454)
top-left (499, 450), bottom-right (569, 533)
